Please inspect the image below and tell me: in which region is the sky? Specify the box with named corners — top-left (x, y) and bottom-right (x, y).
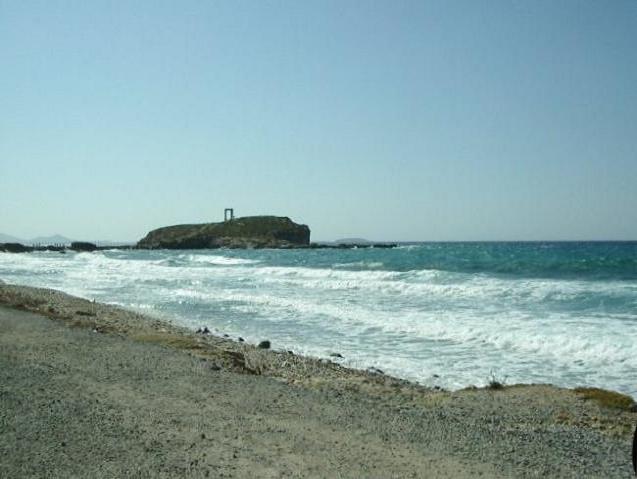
top-left (1, 1), bottom-right (636, 242)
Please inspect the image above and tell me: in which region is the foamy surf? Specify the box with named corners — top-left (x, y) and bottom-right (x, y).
top-left (1, 243), bottom-right (636, 396)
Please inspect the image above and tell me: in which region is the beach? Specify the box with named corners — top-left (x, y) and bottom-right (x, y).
top-left (3, 0), bottom-right (635, 475)
top-left (0, 283), bottom-right (634, 478)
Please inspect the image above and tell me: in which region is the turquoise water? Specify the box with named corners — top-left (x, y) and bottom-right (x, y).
top-left (1, 242), bottom-right (636, 395)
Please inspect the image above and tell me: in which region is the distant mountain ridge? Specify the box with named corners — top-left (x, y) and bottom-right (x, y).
top-left (0, 232), bottom-right (133, 247)
top-left (0, 233), bottom-right (25, 244)
top-left (0, 233), bottom-right (75, 245)
top-left (29, 234), bottom-right (74, 245)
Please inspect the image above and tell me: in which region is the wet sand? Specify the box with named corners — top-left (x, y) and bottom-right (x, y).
top-left (0, 283), bottom-right (634, 478)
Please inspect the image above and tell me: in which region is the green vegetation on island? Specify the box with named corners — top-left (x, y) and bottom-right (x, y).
top-left (136, 216), bottom-right (311, 249)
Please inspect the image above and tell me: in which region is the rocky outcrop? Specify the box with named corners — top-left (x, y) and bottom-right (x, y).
top-left (71, 242), bottom-right (97, 252)
top-left (137, 216), bottom-right (310, 250)
top-left (0, 243), bottom-right (33, 253)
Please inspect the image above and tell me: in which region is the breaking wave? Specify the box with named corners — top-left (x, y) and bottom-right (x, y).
top-left (1, 242), bottom-right (636, 396)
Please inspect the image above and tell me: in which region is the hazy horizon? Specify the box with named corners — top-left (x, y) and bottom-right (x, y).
top-left (2, 227), bottom-right (637, 245)
top-left (2, 1), bottom-right (636, 242)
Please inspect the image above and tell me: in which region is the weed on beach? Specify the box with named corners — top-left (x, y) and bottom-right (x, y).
top-left (486, 371), bottom-right (507, 390)
top-left (574, 387), bottom-right (636, 411)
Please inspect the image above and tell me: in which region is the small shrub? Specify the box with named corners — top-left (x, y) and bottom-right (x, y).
top-left (487, 371), bottom-right (506, 390)
top-left (574, 387), bottom-right (635, 411)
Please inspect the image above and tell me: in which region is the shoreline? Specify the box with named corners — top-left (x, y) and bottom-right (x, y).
top-left (1, 282), bottom-right (635, 477)
top-left (1, 277), bottom-right (634, 397)
top-left (0, 282), bottom-right (429, 393)
top-left (0, 242), bottom-right (399, 253)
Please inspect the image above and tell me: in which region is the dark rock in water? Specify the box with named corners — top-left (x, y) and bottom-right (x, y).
top-left (136, 216), bottom-right (310, 249)
top-left (196, 327), bottom-right (210, 335)
top-left (0, 242), bottom-right (33, 253)
top-left (257, 340), bottom-right (271, 349)
top-left (368, 367), bottom-right (384, 375)
top-left (71, 242), bottom-right (97, 252)
top-left (329, 353), bottom-right (344, 358)
top-left (238, 337), bottom-right (244, 342)
top-left (309, 242), bottom-right (397, 249)
top-left (223, 334), bottom-right (229, 338)
top-left (335, 238), bottom-right (372, 245)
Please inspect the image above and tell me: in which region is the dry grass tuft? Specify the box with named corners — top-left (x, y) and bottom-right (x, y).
top-left (574, 387), bottom-right (635, 411)
top-left (133, 333), bottom-right (205, 352)
top-left (486, 371), bottom-right (506, 391)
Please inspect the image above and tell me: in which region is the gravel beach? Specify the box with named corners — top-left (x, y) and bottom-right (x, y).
top-left (0, 283), bottom-right (635, 478)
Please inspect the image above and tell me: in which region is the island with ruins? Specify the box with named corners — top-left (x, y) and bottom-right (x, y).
top-left (136, 210), bottom-right (311, 249)
top-left (0, 210), bottom-right (398, 252)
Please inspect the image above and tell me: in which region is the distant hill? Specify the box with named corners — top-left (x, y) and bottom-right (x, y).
top-left (0, 233), bottom-right (135, 247)
top-left (29, 234), bottom-right (74, 246)
top-left (0, 233), bottom-right (25, 244)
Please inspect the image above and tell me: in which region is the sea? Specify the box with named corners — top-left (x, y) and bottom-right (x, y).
top-left (1, 242), bottom-right (636, 397)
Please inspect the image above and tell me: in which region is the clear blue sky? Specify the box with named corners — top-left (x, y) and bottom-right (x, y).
top-left (1, 0), bottom-right (636, 241)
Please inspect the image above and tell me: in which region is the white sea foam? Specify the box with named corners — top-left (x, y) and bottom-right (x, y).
top-left (333, 261), bottom-right (384, 269)
top-left (1, 249), bottom-right (636, 395)
top-left (183, 254), bottom-right (260, 265)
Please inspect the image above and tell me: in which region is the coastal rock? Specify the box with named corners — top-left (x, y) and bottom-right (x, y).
top-left (71, 242), bottom-right (97, 252)
top-left (257, 340), bottom-right (271, 349)
top-left (136, 216), bottom-right (310, 250)
top-left (0, 243), bottom-right (34, 253)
